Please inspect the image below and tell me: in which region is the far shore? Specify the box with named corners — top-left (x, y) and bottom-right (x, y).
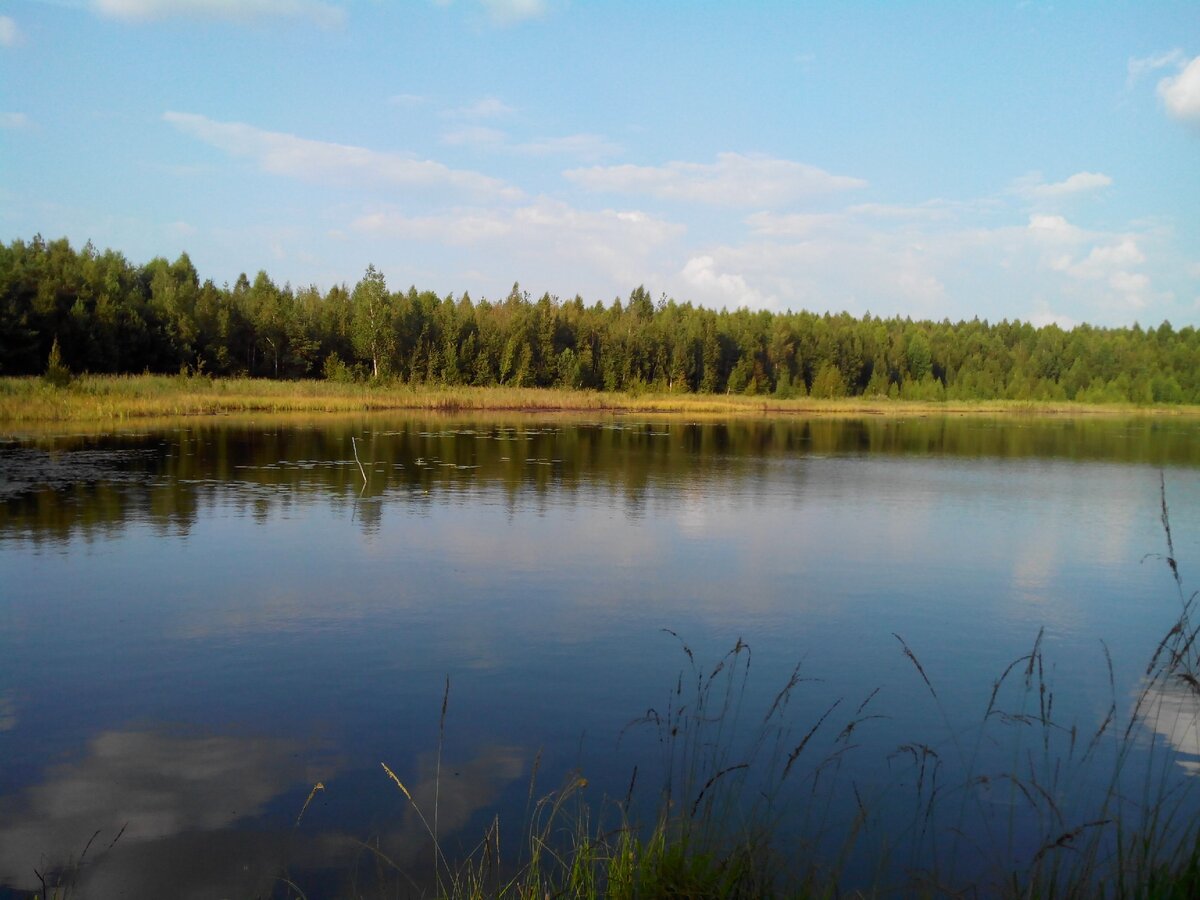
top-left (3, 374), bottom-right (1200, 429)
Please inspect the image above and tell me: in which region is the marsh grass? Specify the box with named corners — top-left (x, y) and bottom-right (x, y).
top-left (3, 374), bottom-right (1196, 425)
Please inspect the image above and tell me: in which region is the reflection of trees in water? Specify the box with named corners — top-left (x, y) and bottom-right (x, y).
top-left (0, 728), bottom-right (525, 898)
top-left (2, 415), bottom-right (1198, 543)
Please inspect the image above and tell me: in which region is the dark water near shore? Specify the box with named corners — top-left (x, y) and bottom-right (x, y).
top-left (1, 414), bottom-right (1199, 896)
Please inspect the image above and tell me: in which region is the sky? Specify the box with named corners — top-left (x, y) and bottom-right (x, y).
top-left (0, 0), bottom-right (1198, 327)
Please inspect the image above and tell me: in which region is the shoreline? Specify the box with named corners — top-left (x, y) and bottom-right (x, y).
top-left (4, 374), bottom-right (1200, 428)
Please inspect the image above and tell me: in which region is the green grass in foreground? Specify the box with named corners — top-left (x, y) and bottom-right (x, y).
top-left (3, 374), bottom-right (1200, 423)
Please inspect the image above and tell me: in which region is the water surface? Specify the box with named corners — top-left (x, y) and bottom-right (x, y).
top-left (1, 414), bottom-right (1198, 896)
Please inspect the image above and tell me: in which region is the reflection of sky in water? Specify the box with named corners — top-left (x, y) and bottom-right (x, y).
top-left (0, 727), bottom-right (524, 898)
top-left (1, 417), bottom-right (1199, 892)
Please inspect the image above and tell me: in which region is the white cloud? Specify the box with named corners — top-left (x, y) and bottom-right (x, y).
top-left (0, 15), bottom-right (20, 47)
top-left (354, 209), bottom-right (512, 244)
top-left (441, 125), bottom-right (508, 147)
top-left (445, 96), bottom-right (515, 119)
top-left (655, 202), bottom-right (1178, 323)
top-left (1109, 270), bottom-right (1150, 295)
top-left (353, 199), bottom-right (682, 249)
top-left (565, 152), bottom-right (866, 208)
top-left (167, 220), bottom-right (197, 237)
top-left (745, 211), bottom-right (844, 237)
top-left (163, 111), bottom-right (521, 200)
top-left (846, 201), bottom-right (960, 221)
top-left (388, 93), bottom-right (429, 108)
top-left (749, 201), bottom-right (968, 235)
top-left (680, 255), bottom-right (774, 309)
top-left (1014, 171), bottom-right (1113, 199)
top-left (1027, 213), bottom-right (1086, 243)
top-left (516, 133), bottom-right (622, 160)
top-left (440, 126), bottom-right (621, 161)
top-left (1029, 310), bottom-right (1077, 329)
top-left (0, 112), bottom-right (30, 130)
top-left (1032, 224), bottom-right (1161, 309)
top-left (1065, 238), bottom-right (1145, 279)
top-left (353, 199), bottom-right (684, 293)
top-left (480, 0), bottom-right (547, 24)
top-left (1127, 49), bottom-right (1186, 87)
top-left (92, 0), bottom-right (346, 26)
top-left (1158, 55), bottom-right (1200, 124)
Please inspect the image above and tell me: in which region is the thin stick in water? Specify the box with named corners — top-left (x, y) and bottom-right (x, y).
top-left (351, 435), bottom-right (368, 485)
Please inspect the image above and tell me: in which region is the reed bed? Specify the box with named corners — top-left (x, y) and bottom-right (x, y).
top-left (3, 374), bottom-right (1198, 424)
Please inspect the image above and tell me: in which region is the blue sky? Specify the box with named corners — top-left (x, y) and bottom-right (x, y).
top-left (1, 0), bottom-right (1198, 327)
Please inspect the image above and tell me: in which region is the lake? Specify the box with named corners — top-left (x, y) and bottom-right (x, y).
top-left (2, 414), bottom-right (1199, 897)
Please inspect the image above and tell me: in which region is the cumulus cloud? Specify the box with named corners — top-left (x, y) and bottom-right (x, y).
top-left (0, 15), bottom-right (20, 47)
top-left (659, 201), bottom-right (1179, 323)
top-left (353, 199), bottom-right (684, 293)
top-left (480, 0), bottom-right (547, 24)
top-left (353, 199), bottom-right (682, 249)
top-left (1158, 55), bottom-right (1200, 124)
top-left (680, 255), bottom-right (774, 309)
top-left (91, 0), bottom-right (346, 26)
top-left (1014, 171), bottom-right (1113, 199)
top-left (1064, 238), bottom-right (1145, 279)
top-left (0, 112), bottom-right (30, 130)
top-left (744, 211), bottom-right (844, 237)
top-left (1026, 213), bottom-right (1087, 243)
top-left (565, 152), bottom-right (866, 208)
top-left (1060, 240), bottom-right (1156, 308)
top-left (1029, 310), bottom-right (1078, 330)
top-left (163, 111), bottom-right (521, 200)
top-left (1031, 222), bottom-right (1157, 310)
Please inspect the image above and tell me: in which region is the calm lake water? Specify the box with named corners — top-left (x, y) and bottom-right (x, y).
top-left (1, 414), bottom-right (1199, 897)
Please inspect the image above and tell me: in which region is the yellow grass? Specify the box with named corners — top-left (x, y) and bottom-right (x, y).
top-left (2, 374), bottom-right (1199, 426)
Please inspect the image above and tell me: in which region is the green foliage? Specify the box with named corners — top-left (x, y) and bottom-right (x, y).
top-left (3, 236), bottom-right (1199, 405)
top-left (321, 351), bottom-right (355, 383)
top-left (351, 264), bottom-right (393, 379)
top-left (810, 361), bottom-right (847, 398)
top-left (43, 336), bottom-right (71, 387)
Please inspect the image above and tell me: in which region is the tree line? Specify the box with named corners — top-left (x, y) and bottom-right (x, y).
top-left (2, 234), bottom-right (1198, 403)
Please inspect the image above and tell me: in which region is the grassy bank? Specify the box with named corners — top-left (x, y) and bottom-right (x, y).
top-left (4, 374), bottom-right (1200, 424)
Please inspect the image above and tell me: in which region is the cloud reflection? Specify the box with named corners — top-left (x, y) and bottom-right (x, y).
top-left (1138, 677), bottom-right (1200, 775)
top-left (0, 729), bottom-right (307, 894)
top-left (0, 728), bottom-right (526, 898)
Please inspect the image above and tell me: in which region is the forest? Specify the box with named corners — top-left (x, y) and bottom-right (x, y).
top-left (2, 234), bottom-right (1198, 403)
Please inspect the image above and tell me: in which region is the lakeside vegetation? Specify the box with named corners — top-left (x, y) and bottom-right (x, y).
top-left (4, 235), bottom-right (1200, 407)
top-left (6, 374), bottom-right (1200, 425)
